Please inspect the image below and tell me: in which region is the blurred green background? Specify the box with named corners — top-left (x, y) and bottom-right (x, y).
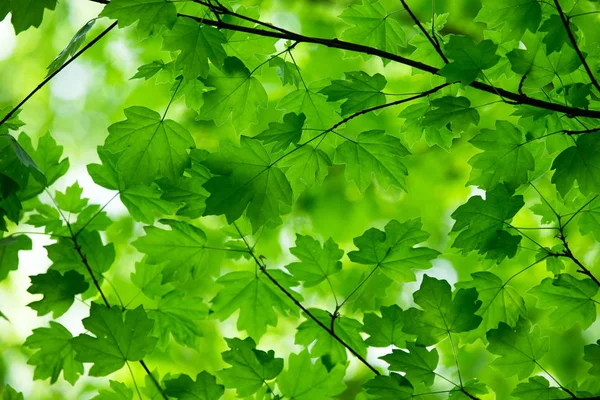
top-left (1, 0), bottom-right (599, 398)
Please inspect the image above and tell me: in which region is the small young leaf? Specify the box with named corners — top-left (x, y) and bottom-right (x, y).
top-left (46, 19), bottom-right (95, 76)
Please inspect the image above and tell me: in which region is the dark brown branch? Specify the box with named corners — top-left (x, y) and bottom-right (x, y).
top-left (399, 0), bottom-right (448, 63)
top-left (0, 21), bottom-right (117, 127)
top-left (552, 0), bottom-right (600, 94)
top-left (176, 12), bottom-right (600, 119)
top-left (559, 239), bottom-right (600, 287)
top-left (232, 224), bottom-right (381, 376)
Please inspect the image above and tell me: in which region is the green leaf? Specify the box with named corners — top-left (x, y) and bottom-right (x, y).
top-left (339, 0), bottom-right (406, 63)
top-left (348, 218), bottom-right (439, 282)
top-left (27, 270), bottom-right (89, 318)
top-left (456, 271), bottom-right (526, 340)
top-left (100, 0), bottom-right (177, 36)
top-left (6, 0), bottom-right (57, 34)
top-left (335, 130), bottom-right (410, 192)
top-left (380, 342), bottom-right (439, 386)
top-left (403, 275), bottom-right (482, 346)
top-left (449, 379), bottom-right (488, 400)
top-left (277, 350), bottom-right (346, 400)
top-left (211, 270), bottom-right (302, 339)
top-left (120, 184), bottom-right (179, 224)
top-left (131, 60), bottom-right (166, 80)
top-left (486, 318), bottom-right (549, 379)
top-left (285, 234), bottom-right (343, 287)
top-left (148, 290), bottom-right (208, 349)
top-left (319, 71), bottom-right (386, 115)
top-left (164, 372), bottom-right (224, 400)
top-left (511, 376), bottom-right (569, 400)
top-left (72, 303), bottom-right (157, 377)
top-left (1, 386), bottom-right (23, 400)
top-left (92, 381), bottom-right (133, 400)
top-left (217, 337), bottom-right (283, 397)
top-left (103, 106), bottom-right (195, 187)
top-left (46, 19), bottom-right (95, 76)
top-left (46, 231), bottom-right (114, 296)
top-left (551, 133), bottom-right (600, 197)
top-left (23, 322), bottom-right (83, 385)
top-left (565, 83), bottom-right (592, 109)
top-left (132, 219), bottom-right (208, 283)
top-left (162, 18), bottom-right (227, 79)
top-left (529, 274), bottom-right (599, 330)
top-left (221, 6), bottom-right (278, 62)
top-left (422, 96), bottom-right (480, 133)
top-left (467, 120), bottom-right (534, 190)
top-left (277, 80), bottom-right (339, 130)
top-left (0, 235), bottom-right (31, 281)
top-left (584, 340), bottom-right (600, 377)
top-left (175, 77), bottom-right (207, 113)
top-left (269, 57), bottom-right (300, 87)
top-left (439, 35), bottom-right (500, 85)
top-left (476, 0), bottom-right (541, 40)
top-left (201, 136), bottom-right (293, 232)
top-left (280, 145), bottom-right (331, 190)
top-left (363, 373), bottom-right (414, 400)
top-left (363, 305), bottom-right (410, 348)
top-left (450, 185), bottom-right (524, 261)
top-left (157, 174), bottom-right (209, 219)
top-left (131, 261), bottom-right (169, 299)
top-left (540, 15), bottom-right (578, 54)
top-left (198, 57), bottom-right (268, 132)
top-left (17, 131), bottom-right (69, 194)
top-left (295, 308), bottom-right (365, 364)
top-left (255, 112), bottom-right (306, 152)
top-left (398, 102), bottom-right (457, 151)
top-left (55, 182), bottom-right (88, 213)
top-left (507, 31), bottom-right (582, 89)
top-left (0, 107), bottom-right (24, 135)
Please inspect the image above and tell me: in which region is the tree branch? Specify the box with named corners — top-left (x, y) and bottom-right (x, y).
top-left (0, 21), bottom-right (117, 127)
top-left (399, 0), bottom-right (448, 63)
top-left (552, 0), bottom-right (600, 93)
top-left (175, 10), bottom-right (600, 119)
top-left (232, 223), bottom-right (381, 376)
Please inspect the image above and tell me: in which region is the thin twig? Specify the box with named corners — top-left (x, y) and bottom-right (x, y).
top-left (552, 0), bottom-right (600, 93)
top-left (0, 21), bottom-right (117, 127)
top-left (399, 0), bottom-right (448, 63)
top-left (232, 223), bottom-right (381, 375)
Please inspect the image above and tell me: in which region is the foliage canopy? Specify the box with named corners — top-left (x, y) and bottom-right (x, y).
top-left (1, 0), bottom-right (600, 399)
